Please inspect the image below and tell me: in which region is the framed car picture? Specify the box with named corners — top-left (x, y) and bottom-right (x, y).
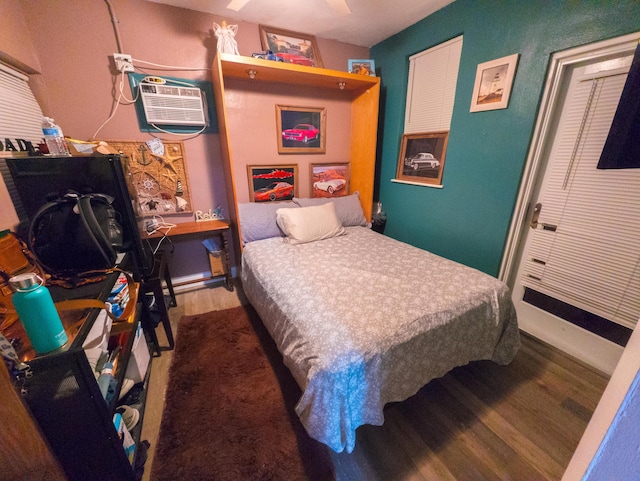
top-left (276, 105), bottom-right (326, 154)
top-left (247, 164), bottom-right (298, 203)
top-left (395, 131), bottom-right (449, 187)
top-left (310, 163), bottom-right (350, 198)
top-left (259, 25), bottom-right (323, 68)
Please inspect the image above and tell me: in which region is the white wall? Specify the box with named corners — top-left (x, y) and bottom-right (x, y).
top-left (563, 322), bottom-right (640, 479)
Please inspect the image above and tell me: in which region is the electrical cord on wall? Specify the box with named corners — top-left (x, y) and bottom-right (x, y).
top-left (132, 58), bottom-right (211, 72)
top-left (104, 0), bottom-right (124, 53)
top-left (91, 63), bottom-right (140, 139)
top-left (93, 59), bottom-right (209, 139)
top-left (97, 1), bottom-right (211, 140)
top-left (150, 122), bottom-right (207, 139)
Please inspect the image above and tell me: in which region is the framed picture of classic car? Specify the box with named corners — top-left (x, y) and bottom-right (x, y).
top-left (276, 105), bottom-right (326, 154)
top-left (247, 164), bottom-right (298, 203)
top-left (395, 131), bottom-right (449, 187)
top-left (310, 163), bottom-right (350, 198)
top-left (259, 25), bottom-right (323, 68)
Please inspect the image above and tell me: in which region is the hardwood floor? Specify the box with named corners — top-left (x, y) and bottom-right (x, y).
top-left (140, 283), bottom-right (609, 481)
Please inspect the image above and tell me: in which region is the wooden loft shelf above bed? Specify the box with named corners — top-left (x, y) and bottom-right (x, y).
top-left (217, 53), bottom-right (380, 92)
top-left (212, 52), bottom-right (380, 266)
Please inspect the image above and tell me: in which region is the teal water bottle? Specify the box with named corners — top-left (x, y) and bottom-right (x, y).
top-left (10, 273), bottom-right (68, 355)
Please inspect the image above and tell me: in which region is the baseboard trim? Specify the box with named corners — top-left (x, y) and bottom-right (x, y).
top-left (167, 266), bottom-right (237, 294)
top-left (518, 307), bottom-right (623, 376)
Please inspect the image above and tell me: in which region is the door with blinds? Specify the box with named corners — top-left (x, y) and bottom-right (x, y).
top-left (511, 48), bottom-right (640, 373)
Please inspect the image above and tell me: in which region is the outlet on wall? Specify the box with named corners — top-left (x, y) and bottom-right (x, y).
top-left (113, 53), bottom-right (134, 73)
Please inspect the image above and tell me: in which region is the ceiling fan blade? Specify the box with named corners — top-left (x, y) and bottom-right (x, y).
top-left (226, 0), bottom-right (251, 12)
top-left (326, 0), bottom-right (351, 16)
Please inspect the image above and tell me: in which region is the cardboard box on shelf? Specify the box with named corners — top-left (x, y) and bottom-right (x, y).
top-left (203, 237), bottom-right (225, 277)
top-left (124, 323), bottom-right (150, 384)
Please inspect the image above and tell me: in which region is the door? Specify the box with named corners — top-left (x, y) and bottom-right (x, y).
top-left (505, 36), bottom-right (640, 375)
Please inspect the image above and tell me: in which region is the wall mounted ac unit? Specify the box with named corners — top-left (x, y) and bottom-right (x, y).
top-left (139, 83), bottom-right (206, 126)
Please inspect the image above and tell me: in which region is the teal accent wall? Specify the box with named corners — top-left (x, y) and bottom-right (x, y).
top-left (371, 0), bottom-right (640, 276)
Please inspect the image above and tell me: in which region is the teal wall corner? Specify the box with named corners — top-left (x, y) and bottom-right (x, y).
top-left (371, 0), bottom-right (640, 276)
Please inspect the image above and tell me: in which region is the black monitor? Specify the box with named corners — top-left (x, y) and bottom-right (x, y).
top-left (6, 154), bottom-right (152, 279)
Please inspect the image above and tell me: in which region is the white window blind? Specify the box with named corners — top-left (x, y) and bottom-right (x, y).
top-left (522, 67), bottom-right (640, 328)
top-left (404, 36), bottom-right (463, 133)
top-left (0, 62), bottom-right (44, 222)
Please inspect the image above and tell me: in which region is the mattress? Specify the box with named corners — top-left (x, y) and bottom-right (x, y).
top-left (241, 226), bottom-right (520, 453)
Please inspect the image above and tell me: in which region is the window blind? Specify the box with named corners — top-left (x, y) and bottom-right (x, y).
top-left (522, 68), bottom-right (640, 328)
top-left (0, 62), bottom-right (44, 222)
top-left (404, 36), bottom-right (463, 133)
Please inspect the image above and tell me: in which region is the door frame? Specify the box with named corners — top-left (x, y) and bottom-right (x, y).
top-left (500, 31), bottom-right (640, 284)
top-left (499, 32), bottom-right (640, 374)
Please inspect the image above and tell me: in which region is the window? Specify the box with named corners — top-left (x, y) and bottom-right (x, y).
top-left (0, 62), bottom-right (44, 225)
top-left (404, 36), bottom-right (463, 133)
top-left (395, 36), bottom-right (462, 187)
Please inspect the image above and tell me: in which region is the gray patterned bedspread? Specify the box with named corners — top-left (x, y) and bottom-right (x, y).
top-left (241, 227), bottom-right (520, 453)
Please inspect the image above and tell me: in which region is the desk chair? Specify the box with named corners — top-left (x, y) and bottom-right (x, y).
top-left (140, 247), bottom-right (176, 355)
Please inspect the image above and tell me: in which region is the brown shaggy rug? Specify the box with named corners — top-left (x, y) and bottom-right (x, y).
top-left (150, 305), bottom-right (334, 481)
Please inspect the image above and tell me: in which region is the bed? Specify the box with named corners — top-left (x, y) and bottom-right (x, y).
top-left (239, 194), bottom-right (520, 453)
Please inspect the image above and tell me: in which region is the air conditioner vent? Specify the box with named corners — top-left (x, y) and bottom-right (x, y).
top-left (140, 83), bottom-right (206, 126)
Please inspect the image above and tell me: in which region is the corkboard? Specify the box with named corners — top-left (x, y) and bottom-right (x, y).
top-left (107, 140), bottom-right (193, 217)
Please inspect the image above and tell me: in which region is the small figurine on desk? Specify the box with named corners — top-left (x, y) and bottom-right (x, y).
top-left (213, 20), bottom-right (239, 55)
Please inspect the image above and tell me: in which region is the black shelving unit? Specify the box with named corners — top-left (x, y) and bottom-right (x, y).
top-left (18, 272), bottom-right (153, 481)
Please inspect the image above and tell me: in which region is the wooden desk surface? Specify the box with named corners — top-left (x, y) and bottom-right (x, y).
top-left (141, 218), bottom-right (234, 291)
top-left (142, 219), bottom-right (230, 239)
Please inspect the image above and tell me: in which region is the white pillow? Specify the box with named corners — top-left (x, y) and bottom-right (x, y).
top-left (276, 202), bottom-right (345, 244)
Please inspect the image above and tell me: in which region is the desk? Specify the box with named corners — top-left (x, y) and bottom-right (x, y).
top-left (141, 219), bottom-right (233, 291)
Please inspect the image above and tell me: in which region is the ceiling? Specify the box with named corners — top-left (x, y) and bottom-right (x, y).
top-left (147, 0), bottom-right (455, 47)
